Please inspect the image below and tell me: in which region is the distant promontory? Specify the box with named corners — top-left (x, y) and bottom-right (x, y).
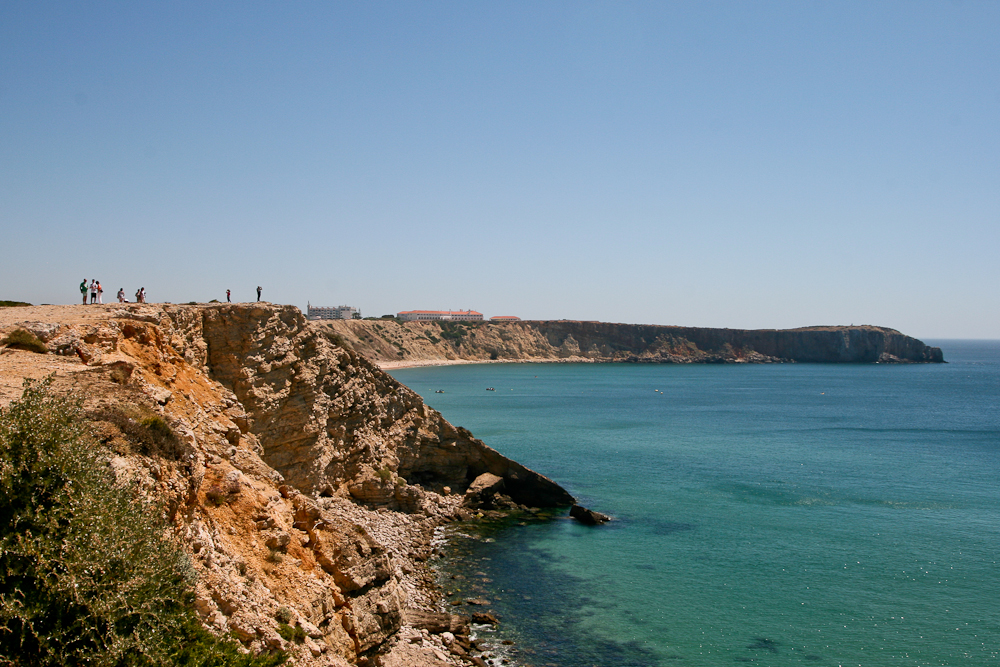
top-left (314, 319), bottom-right (944, 366)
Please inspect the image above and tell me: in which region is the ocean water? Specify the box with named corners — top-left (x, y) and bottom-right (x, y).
top-left (389, 341), bottom-right (1000, 667)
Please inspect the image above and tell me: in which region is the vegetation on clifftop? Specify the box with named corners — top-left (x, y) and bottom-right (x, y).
top-left (0, 380), bottom-right (284, 666)
top-left (0, 329), bottom-right (48, 354)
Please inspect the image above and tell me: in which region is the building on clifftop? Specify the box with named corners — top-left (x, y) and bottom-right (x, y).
top-left (307, 303), bottom-right (360, 320)
top-left (489, 315), bottom-right (521, 322)
top-left (397, 310), bottom-right (483, 322)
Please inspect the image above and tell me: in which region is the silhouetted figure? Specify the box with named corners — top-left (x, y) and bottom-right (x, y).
top-left (226, 289), bottom-right (231, 303)
top-left (256, 286), bottom-right (262, 302)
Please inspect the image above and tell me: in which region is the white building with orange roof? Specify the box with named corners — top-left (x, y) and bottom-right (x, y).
top-left (397, 309), bottom-right (483, 322)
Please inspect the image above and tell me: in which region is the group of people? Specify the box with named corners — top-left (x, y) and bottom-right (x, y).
top-left (79, 280), bottom-right (145, 304)
top-left (77, 282), bottom-right (261, 305)
top-left (80, 279), bottom-right (103, 304)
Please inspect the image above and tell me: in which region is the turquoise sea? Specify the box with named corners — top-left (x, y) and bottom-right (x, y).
top-left (389, 341), bottom-right (999, 667)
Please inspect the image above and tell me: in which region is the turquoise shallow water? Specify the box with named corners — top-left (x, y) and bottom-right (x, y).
top-left (389, 341), bottom-right (1000, 667)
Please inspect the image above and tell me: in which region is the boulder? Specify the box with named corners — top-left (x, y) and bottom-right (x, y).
top-left (403, 608), bottom-right (469, 636)
top-left (570, 504), bottom-right (611, 525)
top-left (463, 472), bottom-right (504, 507)
top-left (265, 531), bottom-right (291, 550)
top-left (471, 611), bottom-right (499, 625)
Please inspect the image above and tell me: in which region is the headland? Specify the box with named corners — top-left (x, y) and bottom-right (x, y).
top-left (0, 303), bottom-right (942, 665)
top-left (0, 303), bottom-right (570, 667)
top-left (313, 318), bottom-right (944, 368)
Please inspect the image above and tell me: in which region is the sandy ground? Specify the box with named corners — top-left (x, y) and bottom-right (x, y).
top-left (377, 356), bottom-right (597, 370)
top-left (0, 303), bottom-right (134, 329)
top-left (0, 349), bottom-right (89, 406)
top-left (376, 359), bottom-right (489, 370)
top-left (0, 305), bottom-right (104, 406)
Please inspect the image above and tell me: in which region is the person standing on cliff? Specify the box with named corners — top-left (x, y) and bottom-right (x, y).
top-left (80, 279), bottom-right (88, 305)
top-left (95, 281), bottom-right (103, 304)
top-left (256, 286), bottom-right (261, 302)
top-left (89, 280), bottom-right (97, 304)
top-left (226, 289), bottom-right (231, 303)
top-left (117, 288), bottom-right (125, 302)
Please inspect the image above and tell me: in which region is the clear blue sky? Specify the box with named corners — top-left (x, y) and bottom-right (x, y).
top-left (2, 1), bottom-right (997, 338)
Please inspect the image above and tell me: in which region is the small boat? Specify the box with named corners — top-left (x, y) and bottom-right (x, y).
top-left (435, 390), bottom-right (445, 393)
top-left (486, 387), bottom-right (495, 391)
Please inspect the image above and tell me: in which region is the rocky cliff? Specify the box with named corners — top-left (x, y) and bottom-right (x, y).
top-left (318, 319), bottom-right (944, 365)
top-left (0, 303), bottom-right (573, 666)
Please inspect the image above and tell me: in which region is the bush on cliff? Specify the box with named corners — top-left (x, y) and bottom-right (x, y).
top-left (1, 329), bottom-right (47, 354)
top-left (88, 404), bottom-right (191, 461)
top-left (0, 379), bottom-right (284, 666)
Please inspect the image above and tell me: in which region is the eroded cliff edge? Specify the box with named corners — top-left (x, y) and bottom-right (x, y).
top-left (0, 303), bottom-right (573, 666)
top-left (318, 319), bottom-right (944, 365)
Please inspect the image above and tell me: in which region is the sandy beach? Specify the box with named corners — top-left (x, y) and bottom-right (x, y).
top-left (376, 356), bottom-right (599, 370)
top-left (377, 358), bottom-right (489, 370)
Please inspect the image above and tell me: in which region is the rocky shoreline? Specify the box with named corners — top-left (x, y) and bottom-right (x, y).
top-left (0, 303), bottom-right (572, 666)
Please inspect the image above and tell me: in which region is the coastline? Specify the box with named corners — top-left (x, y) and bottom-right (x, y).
top-left (0, 303), bottom-right (572, 666)
top-left (378, 356), bottom-right (597, 370)
top-left (319, 318), bottom-right (945, 366)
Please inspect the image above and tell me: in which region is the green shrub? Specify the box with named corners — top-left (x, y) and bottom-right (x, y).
top-left (171, 617), bottom-right (286, 666)
top-left (0, 301), bottom-right (31, 308)
top-left (1, 329), bottom-right (47, 354)
top-left (376, 467), bottom-right (393, 482)
top-left (0, 379), bottom-right (285, 666)
top-left (88, 406), bottom-right (189, 460)
top-left (438, 323), bottom-right (466, 342)
top-left (274, 607), bottom-right (293, 624)
top-left (276, 623), bottom-right (306, 644)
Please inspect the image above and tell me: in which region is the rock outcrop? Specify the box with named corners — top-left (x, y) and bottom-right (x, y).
top-left (0, 303), bottom-right (575, 666)
top-left (570, 504), bottom-right (611, 525)
top-left (317, 319), bottom-right (944, 365)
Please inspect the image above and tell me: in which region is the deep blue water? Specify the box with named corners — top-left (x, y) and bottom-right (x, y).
top-left (390, 341), bottom-right (1000, 666)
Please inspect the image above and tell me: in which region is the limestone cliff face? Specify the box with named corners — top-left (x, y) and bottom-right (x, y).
top-left (319, 319), bottom-right (944, 365)
top-left (0, 303), bottom-right (573, 666)
top-left (181, 305), bottom-right (572, 506)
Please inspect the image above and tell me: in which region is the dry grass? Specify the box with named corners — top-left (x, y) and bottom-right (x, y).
top-left (1, 329), bottom-right (47, 354)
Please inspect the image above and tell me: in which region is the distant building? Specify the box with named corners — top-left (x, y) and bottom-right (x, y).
top-left (307, 303), bottom-right (360, 320)
top-left (490, 315), bottom-right (521, 322)
top-left (397, 310), bottom-right (484, 322)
